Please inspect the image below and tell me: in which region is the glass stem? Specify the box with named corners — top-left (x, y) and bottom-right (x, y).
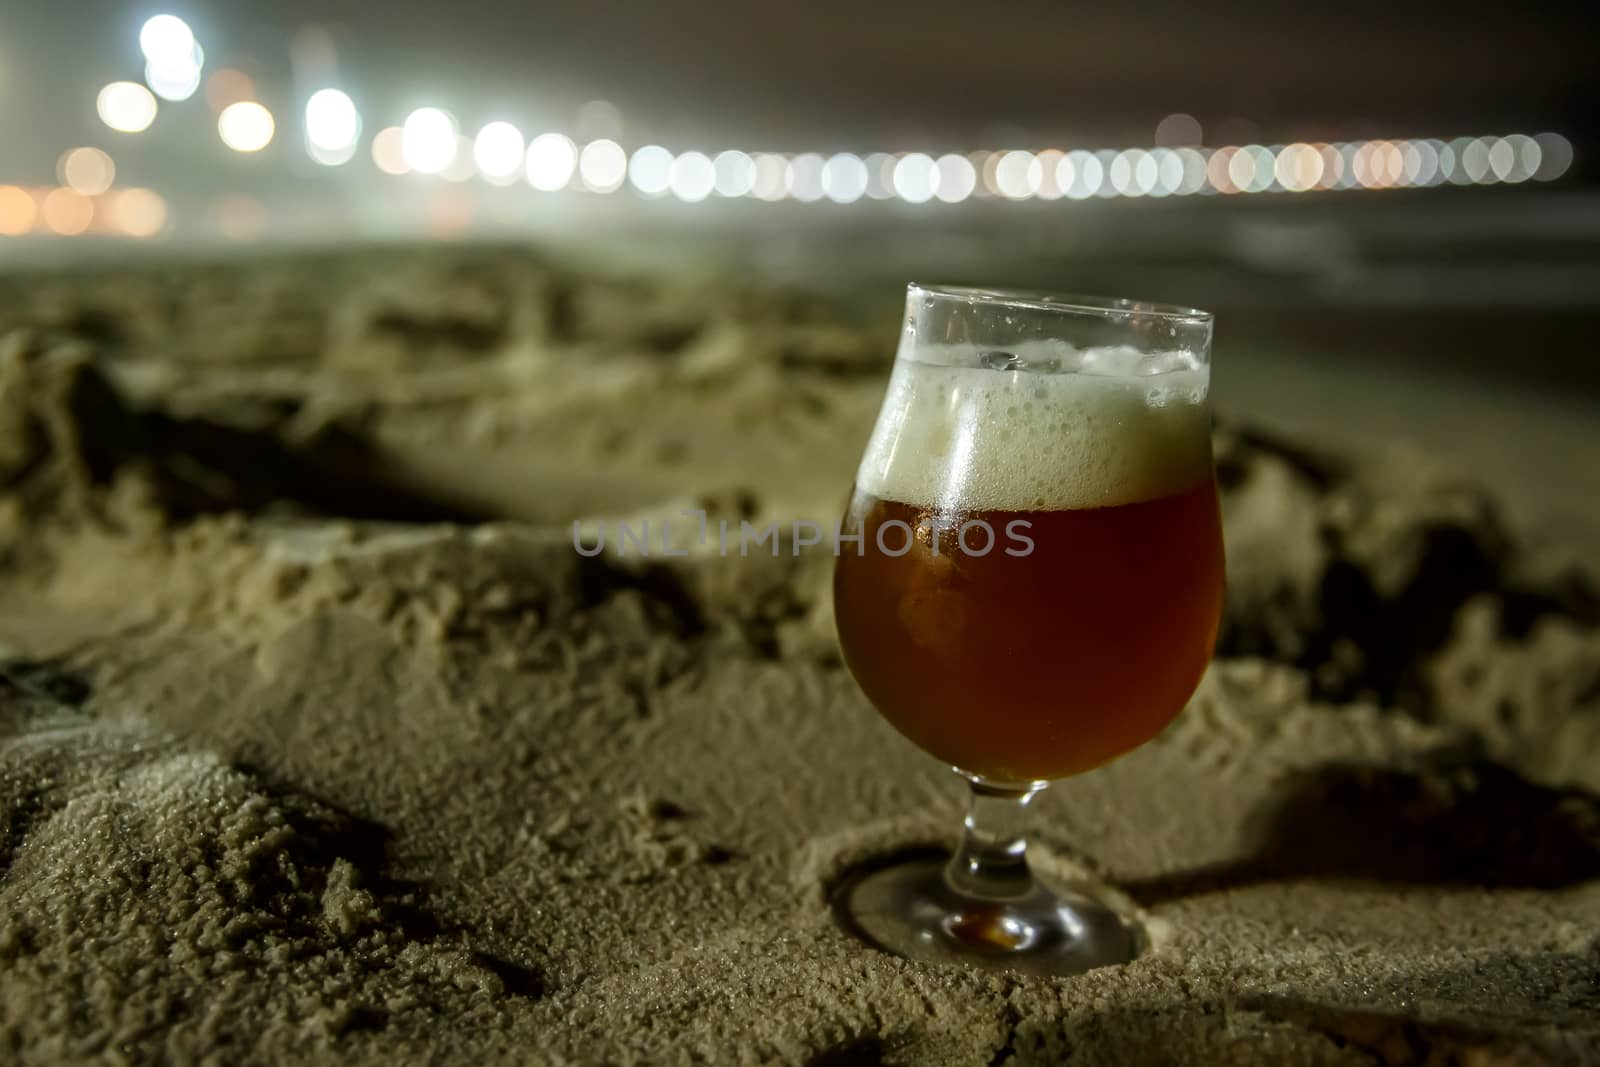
top-left (943, 774), bottom-right (1045, 901)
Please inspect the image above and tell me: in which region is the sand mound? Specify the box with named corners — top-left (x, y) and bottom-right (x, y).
top-left (0, 677), bottom-right (526, 1061)
top-left (0, 251), bottom-right (1596, 1064)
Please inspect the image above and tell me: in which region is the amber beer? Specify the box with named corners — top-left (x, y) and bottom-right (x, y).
top-left (835, 485), bottom-right (1223, 782)
top-left (833, 348), bottom-right (1225, 783)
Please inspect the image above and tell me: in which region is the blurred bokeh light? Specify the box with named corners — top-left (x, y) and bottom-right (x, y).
top-left (578, 140), bottom-right (626, 192)
top-left (0, 187), bottom-right (38, 235)
top-left (218, 102), bottom-right (276, 153)
top-left (97, 82), bottom-right (158, 134)
top-left (712, 151), bottom-right (756, 197)
top-left (628, 145), bottom-right (673, 197)
top-left (41, 188), bottom-right (93, 235)
top-left (669, 152), bottom-right (716, 202)
top-left (893, 154), bottom-right (939, 203)
top-left (526, 133), bottom-right (578, 192)
top-left (58, 147), bottom-right (115, 196)
top-left (140, 15), bottom-right (203, 102)
top-left (306, 89), bottom-right (361, 166)
top-left (473, 122), bottom-right (524, 184)
top-left (401, 108), bottom-right (458, 174)
top-left (108, 188), bottom-right (169, 237)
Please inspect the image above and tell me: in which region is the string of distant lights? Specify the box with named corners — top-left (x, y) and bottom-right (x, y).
top-left (0, 14), bottom-right (1580, 239)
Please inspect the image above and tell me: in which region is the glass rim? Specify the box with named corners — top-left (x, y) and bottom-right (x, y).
top-left (908, 283), bottom-right (1213, 327)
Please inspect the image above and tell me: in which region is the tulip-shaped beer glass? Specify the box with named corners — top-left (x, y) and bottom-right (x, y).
top-left (833, 285), bottom-right (1224, 975)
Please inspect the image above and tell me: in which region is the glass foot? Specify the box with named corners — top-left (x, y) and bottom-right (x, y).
top-left (838, 852), bottom-right (1143, 977)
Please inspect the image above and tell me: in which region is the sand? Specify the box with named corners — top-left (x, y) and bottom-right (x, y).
top-left (0, 249), bottom-right (1597, 1065)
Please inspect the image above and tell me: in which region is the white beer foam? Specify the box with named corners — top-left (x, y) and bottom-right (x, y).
top-left (856, 342), bottom-right (1212, 512)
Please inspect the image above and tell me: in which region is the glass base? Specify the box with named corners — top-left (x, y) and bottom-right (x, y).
top-left (837, 851), bottom-right (1142, 977)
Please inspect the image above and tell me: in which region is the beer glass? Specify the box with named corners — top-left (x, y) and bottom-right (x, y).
top-left (833, 284), bottom-right (1223, 975)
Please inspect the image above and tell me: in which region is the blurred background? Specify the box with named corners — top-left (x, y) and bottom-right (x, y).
top-left (1, 2), bottom-right (1597, 523)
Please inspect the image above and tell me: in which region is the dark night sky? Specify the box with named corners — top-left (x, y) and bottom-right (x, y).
top-left (6, 1), bottom-right (1596, 153)
top-left (257, 1), bottom-right (1599, 145)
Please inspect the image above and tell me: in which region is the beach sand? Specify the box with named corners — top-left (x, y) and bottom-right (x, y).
top-left (1, 250), bottom-right (1596, 1064)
